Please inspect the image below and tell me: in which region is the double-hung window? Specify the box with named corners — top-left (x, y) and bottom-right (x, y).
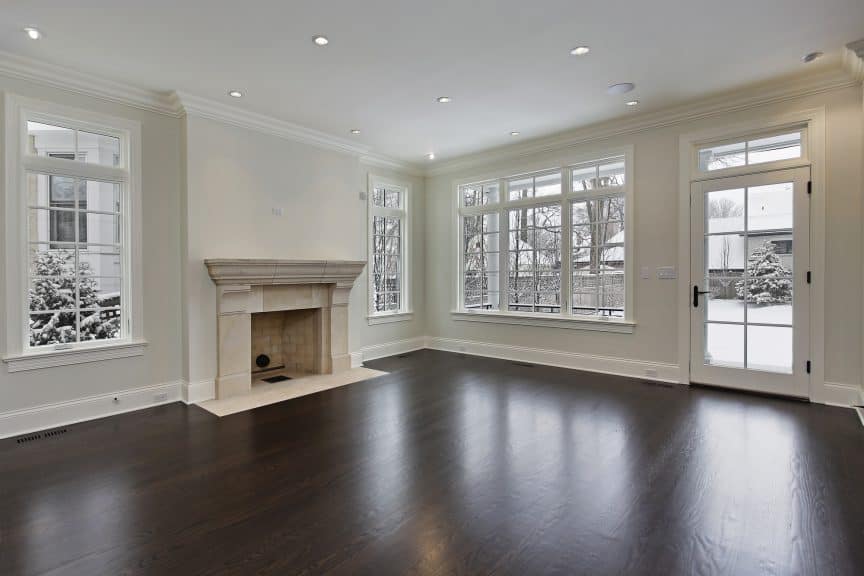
top-left (3, 95), bottom-right (143, 370)
top-left (368, 176), bottom-right (412, 323)
top-left (457, 150), bottom-right (633, 330)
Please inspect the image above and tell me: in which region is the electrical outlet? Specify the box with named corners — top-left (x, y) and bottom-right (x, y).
top-left (153, 392), bottom-right (169, 403)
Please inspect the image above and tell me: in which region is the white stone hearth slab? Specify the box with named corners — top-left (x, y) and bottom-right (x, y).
top-left (196, 367), bottom-right (387, 416)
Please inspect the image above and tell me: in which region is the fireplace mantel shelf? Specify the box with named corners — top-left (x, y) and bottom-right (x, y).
top-left (205, 259), bottom-right (366, 287)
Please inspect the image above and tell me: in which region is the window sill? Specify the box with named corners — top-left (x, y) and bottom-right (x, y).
top-left (3, 340), bottom-right (148, 373)
top-left (367, 311), bottom-right (415, 326)
top-left (450, 310), bottom-right (635, 333)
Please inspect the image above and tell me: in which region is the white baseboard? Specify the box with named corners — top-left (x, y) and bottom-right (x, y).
top-left (182, 379), bottom-right (216, 404)
top-left (0, 381), bottom-right (182, 440)
top-left (425, 337), bottom-right (682, 384)
top-left (352, 336), bottom-right (428, 365)
top-left (819, 381), bottom-right (864, 408)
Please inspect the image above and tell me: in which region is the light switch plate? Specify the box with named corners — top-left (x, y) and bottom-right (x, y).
top-left (640, 266), bottom-right (651, 280)
top-left (657, 266), bottom-right (677, 280)
top-left (271, 207), bottom-right (284, 216)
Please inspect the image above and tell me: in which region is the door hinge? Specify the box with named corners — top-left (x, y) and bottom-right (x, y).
top-left (806, 271), bottom-right (811, 284)
top-left (807, 181), bottom-right (812, 195)
top-left (806, 360), bottom-right (811, 374)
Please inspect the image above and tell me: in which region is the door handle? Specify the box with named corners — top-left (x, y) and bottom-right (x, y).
top-left (693, 285), bottom-right (710, 308)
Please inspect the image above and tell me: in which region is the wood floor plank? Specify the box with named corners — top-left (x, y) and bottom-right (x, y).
top-left (1, 350), bottom-right (863, 575)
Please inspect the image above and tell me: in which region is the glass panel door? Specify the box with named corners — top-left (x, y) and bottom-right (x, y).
top-left (690, 167), bottom-right (810, 397)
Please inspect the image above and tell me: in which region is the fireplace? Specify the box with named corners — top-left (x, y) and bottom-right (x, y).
top-left (251, 309), bottom-right (320, 375)
top-left (204, 259), bottom-right (365, 399)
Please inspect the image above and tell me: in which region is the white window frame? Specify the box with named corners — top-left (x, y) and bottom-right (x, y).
top-left (693, 125), bottom-right (809, 178)
top-left (452, 147), bottom-right (634, 333)
top-left (367, 174), bottom-right (413, 325)
top-left (3, 94), bottom-right (145, 372)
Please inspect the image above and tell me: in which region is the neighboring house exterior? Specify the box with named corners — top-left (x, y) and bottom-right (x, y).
top-left (28, 125), bottom-right (121, 300)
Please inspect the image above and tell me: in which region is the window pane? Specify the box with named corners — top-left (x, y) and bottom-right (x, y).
top-left (29, 276), bottom-right (77, 312)
top-left (29, 245), bottom-right (74, 277)
top-left (385, 217), bottom-right (400, 236)
top-left (747, 325), bottom-right (792, 373)
top-left (82, 277), bottom-right (122, 310)
top-left (83, 212), bottom-right (120, 245)
top-left (80, 309), bottom-right (121, 342)
top-left (508, 176), bottom-right (533, 201)
top-left (705, 323), bottom-right (744, 368)
top-left (598, 161), bottom-right (625, 187)
top-left (462, 213), bottom-right (500, 310)
top-left (570, 195), bottom-right (626, 318)
top-left (372, 215), bottom-right (385, 236)
top-left (27, 122), bottom-right (75, 156)
top-left (705, 277), bottom-right (744, 322)
top-left (706, 189), bottom-right (745, 234)
top-left (747, 132), bottom-right (801, 165)
top-left (372, 187), bottom-right (385, 207)
top-left (699, 141), bottom-right (746, 171)
top-left (571, 165), bottom-right (597, 191)
top-left (535, 172), bottom-right (561, 197)
top-left (30, 312), bottom-right (78, 347)
top-left (83, 180), bottom-right (121, 213)
top-left (748, 182), bottom-right (793, 232)
top-left (385, 188), bottom-right (401, 208)
top-left (706, 234), bottom-right (746, 278)
top-left (78, 131), bottom-right (121, 167)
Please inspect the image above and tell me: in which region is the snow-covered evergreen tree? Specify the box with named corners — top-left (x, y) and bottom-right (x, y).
top-left (29, 250), bottom-right (120, 346)
top-left (736, 241), bottom-right (792, 305)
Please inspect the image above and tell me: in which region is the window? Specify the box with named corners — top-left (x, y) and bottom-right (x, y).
top-left (368, 177), bottom-right (411, 321)
top-left (698, 130), bottom-right (803, 172)
top-left (457, 151), bottom-right (633, 329)
top-left (3, 95), bottom-right (142, 369)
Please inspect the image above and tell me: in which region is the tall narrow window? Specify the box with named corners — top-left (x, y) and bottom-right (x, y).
top-left (457, 151), bottom-right (632, 328)
top-left (369, 178), bottom-right (411, 319)
top-left (24, 118), bottom-right (128, 348)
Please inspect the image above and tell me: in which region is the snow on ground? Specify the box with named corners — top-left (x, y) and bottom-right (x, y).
top-left (704, 299), bottom-right (793, 373)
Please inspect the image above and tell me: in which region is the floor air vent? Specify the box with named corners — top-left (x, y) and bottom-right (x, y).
top-left (511, 361), bottom-right (535, 368)
top-left (262, 375), bottom-right (292, 384)
top-left (17, 428), bottom-right (67, 444)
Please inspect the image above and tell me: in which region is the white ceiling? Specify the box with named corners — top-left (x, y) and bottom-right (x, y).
top-left (2, 0), bottom-right (862, 163)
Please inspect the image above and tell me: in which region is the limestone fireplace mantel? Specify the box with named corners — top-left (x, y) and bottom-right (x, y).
top-left (204, 259), bottom-right (366, 399)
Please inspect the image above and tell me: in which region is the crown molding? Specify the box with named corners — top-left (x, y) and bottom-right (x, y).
top-left (0, 50), bottom-right (181, 116)
top-left (843, 40), bottom-right (864, 82)
top-left (427, 64), bottom-right (859, 177)
top-left (174, 91), bottom-right (422, 174)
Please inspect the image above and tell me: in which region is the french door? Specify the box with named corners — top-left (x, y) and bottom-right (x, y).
top-left (690, 167), bottom-right (810, 397)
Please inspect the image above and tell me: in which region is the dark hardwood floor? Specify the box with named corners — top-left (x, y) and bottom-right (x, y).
top-left (2, 350), bottom-right (864, 575)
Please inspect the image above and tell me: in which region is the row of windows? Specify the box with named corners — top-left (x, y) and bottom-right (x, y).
top-left (460, 158), bottom-right (628, 319)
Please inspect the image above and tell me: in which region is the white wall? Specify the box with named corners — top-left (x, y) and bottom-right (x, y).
top-left (182, 115), bottom-right (425, 386)
top-left (424, 85), bottom-right (863, 392)
top-left (0, 76), bottom-right (184, 414)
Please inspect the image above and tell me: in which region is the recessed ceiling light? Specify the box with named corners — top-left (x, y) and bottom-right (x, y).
top-left (802, 51), bottom-right (823, 63)
top-left (626, 100), bottom-right (639, 107)
top-left (510, 131), bottom-right (521, 136)
top-left (607, 83), bottom-right (635, 95)
top-left (427, 153), bottom-right (436, 160)
top-left (350, 129), bottom-right (361, 135)
top-left (228, 90), bottom-right (243, 98)
top-left (570, 46), bottom-right (590, 56)
top-left (313, 35), bottom-right (329, 46)
top-left (436, 96), bottom-right (451, 104)
top-left (24, 27), bottom-right (42, 40)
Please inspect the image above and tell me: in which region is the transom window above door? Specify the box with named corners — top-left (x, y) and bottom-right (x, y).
top-left (696, 129), bottom-right (805, 173)
top-left (456, 149), bottom-right (634, 332)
